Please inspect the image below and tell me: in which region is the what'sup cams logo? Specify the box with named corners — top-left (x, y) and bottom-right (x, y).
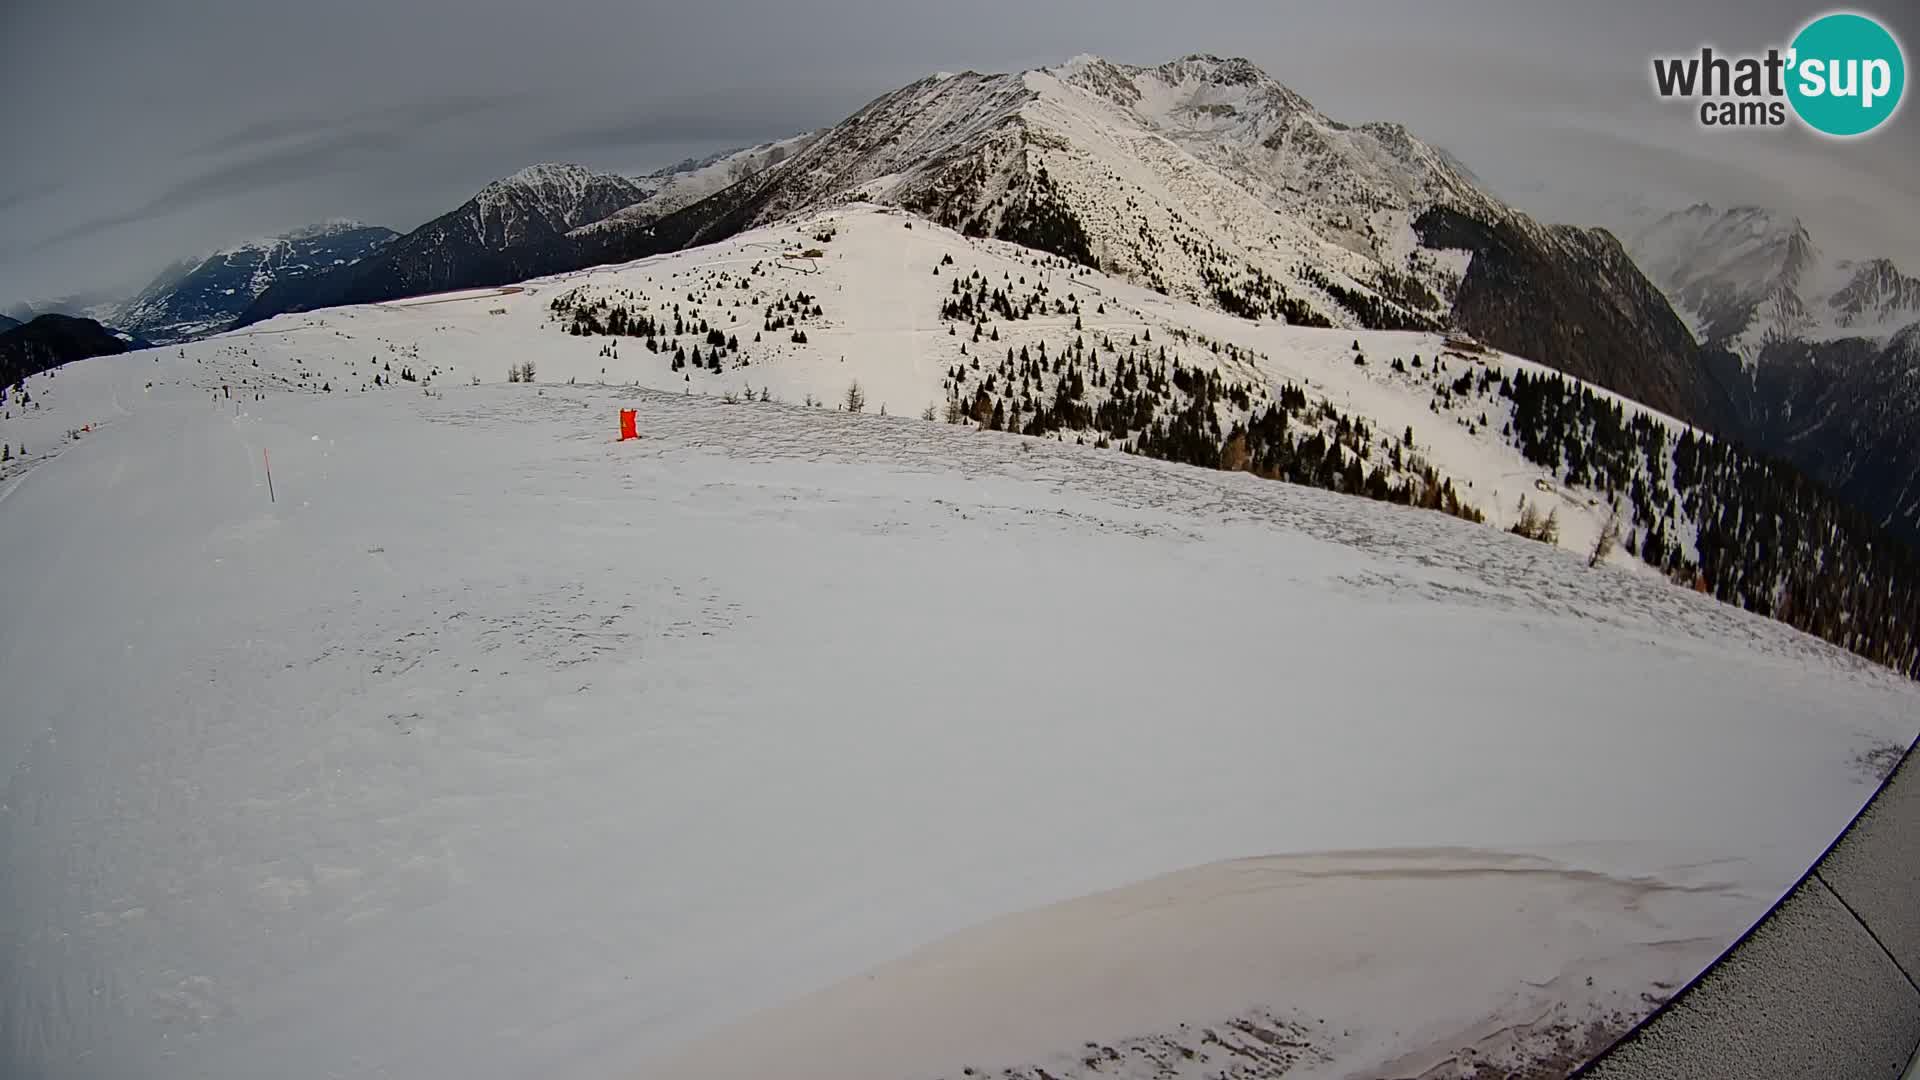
top-left (1652, 11), bottom-right (1905, 136)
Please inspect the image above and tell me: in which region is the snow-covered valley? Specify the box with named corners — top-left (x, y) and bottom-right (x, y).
top-left (3, 207), bottom-right (1917, 1080)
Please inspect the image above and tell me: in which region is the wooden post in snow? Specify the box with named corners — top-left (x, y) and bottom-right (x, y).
top-left (264, 448), bottom-right (275, 504)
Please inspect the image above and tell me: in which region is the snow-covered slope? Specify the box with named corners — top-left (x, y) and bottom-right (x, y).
top-left (113, 222), bottom-right (398, 344)
top-left (4, 203), bottom-right (1917, 1080)
top-left (126, 205), bottom-right (1696, 559)
top-left (574, 133), bottom-right (821, 237)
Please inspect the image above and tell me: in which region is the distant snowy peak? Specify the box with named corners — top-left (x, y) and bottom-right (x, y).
top-left (221, 219), bottom-right (387, 256)
top-left (115, 223), bottom-right (398, 344)
top-left (1627, 203), bottom-right (1817, 351)
top-left (474, 163), bottom-right (653, 232)
top-left (238, 165), bottom-right (657, 322)
top-left (571, 133), bottom-right (822, 237)
top-left (652, 52), bottom-right (1504, 331)
top-left (1039, 53), bottom-right (1504, 228)
top-left (1624, 201), bottom-right (1920, 357)
top-left (1630, 203), bottom-right (1816, 291)
top-left (1052, 53), bottom-right (1317, 139)
top-left (1830, 258), bottom-right (1920, 328)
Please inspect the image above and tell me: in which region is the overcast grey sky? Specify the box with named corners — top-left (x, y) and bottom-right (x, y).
top-left (2, 0), bottom-right (1914, 304)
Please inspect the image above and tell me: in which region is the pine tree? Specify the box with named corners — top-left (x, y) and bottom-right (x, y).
top-left (1589, 505), bottom-right (1621, 567)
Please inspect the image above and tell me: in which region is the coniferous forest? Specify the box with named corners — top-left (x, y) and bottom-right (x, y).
top-left (1504, 368), bottom-right (1920, 678)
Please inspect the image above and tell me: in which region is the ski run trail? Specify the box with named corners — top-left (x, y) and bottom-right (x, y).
top-left (3, 205), bottom-right (1916, 1080)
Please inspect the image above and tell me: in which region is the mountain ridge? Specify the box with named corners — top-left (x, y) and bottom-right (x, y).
top-left (1, 314), bottom-right (137, 389)
top-left (114, 221), bottom-right (398, 345)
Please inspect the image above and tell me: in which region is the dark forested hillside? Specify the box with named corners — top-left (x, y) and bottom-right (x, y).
top-left (0, 315), bottom-right (134, 388)
top-left (1413, 207), bottom-right (1738, 435)
top-left (1737, 325), bottom-right (1920, 547)
top-left (1503, 367), bottom-right (1919, 677)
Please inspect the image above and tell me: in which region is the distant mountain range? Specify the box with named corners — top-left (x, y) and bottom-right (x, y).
top-left (114, 222), bottom-right (399, 344)
top-left (571, 133), bottom-right (819, 237)
top-left (1622, 203), bottom-right (1920, 358)
top-left (3, 288), bottom-right (125, 328)
top-left (236, 143), bottom-right (813, 326)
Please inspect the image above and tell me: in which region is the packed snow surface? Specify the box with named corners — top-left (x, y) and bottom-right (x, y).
top-left (2, 207), bottom-right (1916, 1080)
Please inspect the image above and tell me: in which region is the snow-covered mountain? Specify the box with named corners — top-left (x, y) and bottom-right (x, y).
top-left (235, 55), bottom-right (1729, 434)
top-left (1625, 204), bottom-right (1820, 352)
top-left (601, 54), bottom-right (1507, 331)
top-left (1829, 257), bottom-right (1920, 329)
top-left (595, 53), bottom-right (1734, 430)
top-left (237, 164), bottom-right (654, 323)
top-left (1623, 202), bottom-right (1920, 358)
top-left (468, 162), bottom-right (654, 233)
top-left (573, 132), bottom-right (821, 237)
top-left (114, 222), bottom-right (398, 344)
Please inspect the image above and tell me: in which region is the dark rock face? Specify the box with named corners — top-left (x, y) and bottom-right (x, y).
top-left (1414, 207), bottom-right (1736, 433)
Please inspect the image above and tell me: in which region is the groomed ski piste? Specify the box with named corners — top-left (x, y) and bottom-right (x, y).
top-left (3, 205), bottom-right (1917, 1080)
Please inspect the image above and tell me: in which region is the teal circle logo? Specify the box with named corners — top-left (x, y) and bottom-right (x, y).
top-left (1787, 12), bottom-right (1905, 136)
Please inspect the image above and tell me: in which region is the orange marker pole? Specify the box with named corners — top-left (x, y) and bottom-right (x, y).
top-left (264, 448), bottom-right (275, 504)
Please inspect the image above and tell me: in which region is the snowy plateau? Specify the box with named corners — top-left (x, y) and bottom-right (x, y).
top-left (2, 205), bottom-right (1917, 1080)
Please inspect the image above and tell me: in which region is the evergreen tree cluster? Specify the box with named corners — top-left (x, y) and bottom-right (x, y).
top-left (1505, 367), bottom-right (1920, 678)
top-left (939, 267), bottom-right (1080, 325)
top-left (1203, 260), bottom-right (1332, 327)
top-left (1295, 265), bottom-right (1437, 332)
top-left (544, 276), bottom-right (828, 380)
top-left (993, 166), bottom-right (1097, 269)
top-left (763, 291), bottom-right (822, 334)
top-left (935, 304), bottom-right (1483, 528)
